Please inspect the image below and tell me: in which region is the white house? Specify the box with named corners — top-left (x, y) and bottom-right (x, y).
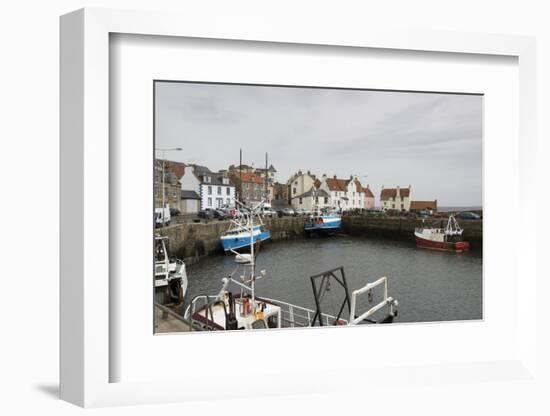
top-left (318, 174), bottom-right (366, 210)
top-left (180, 190), bottom-right (201, 214)
top-left (180, 164), bottom-right (236, 210)
top-left (291, 188), bottom-right (331, 211)
top-left (380, 186), bottom-right (411, 211)
top-left (288, 170), bottom-right (316, 201)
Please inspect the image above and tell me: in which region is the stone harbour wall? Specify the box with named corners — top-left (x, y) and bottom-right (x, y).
top-left (160, 215), bottom-right (483, 264)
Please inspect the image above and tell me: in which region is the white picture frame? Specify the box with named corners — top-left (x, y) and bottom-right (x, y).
top-left (60, 8), bottom-right (538, 408)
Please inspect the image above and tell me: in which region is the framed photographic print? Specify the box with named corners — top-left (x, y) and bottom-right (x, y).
top-left (152, 80), bottom-right (482, 333)
top-left (60, 8), bottom-right (538, 408)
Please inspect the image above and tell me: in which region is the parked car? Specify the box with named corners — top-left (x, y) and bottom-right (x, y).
top-left (169, 208), bottom-right (181, 217)
top-left (274, 208), bottom-right (285, 218)
top-left (365, 209), bottom-right (387, 217)
top-left (260, 206), bottom-right (276, 217)
top-left (213, 209), bottom-right (229, 220)
top-left (198, 209), bottom-right (212, 219)
top-left (294, 208), bottom-right (305, 216)
top-left (282, 208), bottom-right (295, 216)
top-left (456, 211), bottom-right (481, 220)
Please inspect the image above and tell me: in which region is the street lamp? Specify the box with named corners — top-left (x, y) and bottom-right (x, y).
top-left (155, 147), bottom-right (182, 227)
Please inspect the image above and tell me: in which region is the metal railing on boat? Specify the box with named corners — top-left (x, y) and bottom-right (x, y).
top-left (260, 297), bottom-right (347, 327)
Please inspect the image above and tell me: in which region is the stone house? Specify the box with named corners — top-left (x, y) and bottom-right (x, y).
top-left (228, 171), bottom-right (266, 207)
top-left (380, 186), bottom-right (411, 211)
top-left (272, 182), bottom-right (290, 207)
top-left (154, 161), bottom-right (182, 212)
top-left (254, 164), bottom-right (278, 183)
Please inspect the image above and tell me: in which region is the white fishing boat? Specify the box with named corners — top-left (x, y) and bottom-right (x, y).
top-left (155, 236), bottom-right (188, 305)
top-left (185, 208), bottom-right (398, 330)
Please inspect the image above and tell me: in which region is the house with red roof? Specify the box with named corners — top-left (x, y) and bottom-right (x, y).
top-left (380, 186), bottom-right (411, 211)
top-left (228, 170), bottom-right (266, 207)
top-left (318, 174), bottom-right (371, 211)
top-left (360, 184), bottom-right (375, 209)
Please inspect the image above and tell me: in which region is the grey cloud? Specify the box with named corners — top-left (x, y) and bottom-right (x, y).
top-left (155, 82), bottom-right (482, 207)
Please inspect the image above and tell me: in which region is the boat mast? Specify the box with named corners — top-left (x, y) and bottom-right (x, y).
top-left (249, 202), bottom-right (256, 310)
top-left (265, 152), bottom-right (268, 205)
top-left (239, 148), bottom-right (242, 204)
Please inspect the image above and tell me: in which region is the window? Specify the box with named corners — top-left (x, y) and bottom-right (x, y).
top-left (226, 198), bottom-right (230, 205)
top-left (217, 186), bottom-right (222, 195)
top-left (293, 187), bottom-right (296, 195)
top-left (392, 203), bottom-right (395, 209)
top-left (299, 197), bottom-right (303, 204)
top-left (208, 198), bottom-right (212, 206)
top-left (226, 187), bottom-right (230, 195)
top-left (324, 197), bottom-right (329, 204)
top-left (401, 204), bottom-right (404, 209)
top-left (315, 197), bottom-right (319, 203)
top-left (217, 198), bottom-right (223, 208)
top-left (208, 186), bottom-right (212, 195)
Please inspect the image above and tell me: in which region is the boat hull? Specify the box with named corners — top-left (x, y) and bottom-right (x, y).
top-left (415, 235), bottom-right (470, 253)
top-left (221, 230), bottom-right (271, 252)
top-left (304, 216), bottom-right (342, 235)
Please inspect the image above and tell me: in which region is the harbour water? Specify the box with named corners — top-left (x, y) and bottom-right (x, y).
top-left (183, 235), bottom-right (482, 324)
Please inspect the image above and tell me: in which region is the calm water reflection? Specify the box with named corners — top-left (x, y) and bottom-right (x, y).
top-left (183, 235), bottom-right (482, 323)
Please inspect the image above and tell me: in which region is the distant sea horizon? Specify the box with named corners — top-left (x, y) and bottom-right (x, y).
top-left (438, 206), bottom-right (483, 212)
top-left (372, 206), bottom-right (482, 212)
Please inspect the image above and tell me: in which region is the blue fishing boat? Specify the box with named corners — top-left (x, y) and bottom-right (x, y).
top-left (220, 223), bottom-right (271, 252)
top-left (304, 188), bottom-right (342, 235)
top-left (220, 201), bottom-right (271, 252)
top-left (304, 212), bottom-right (342, 235)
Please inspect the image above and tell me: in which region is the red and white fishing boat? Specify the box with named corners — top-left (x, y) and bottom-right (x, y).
top-left (414, 215), bottom-right (470, 253)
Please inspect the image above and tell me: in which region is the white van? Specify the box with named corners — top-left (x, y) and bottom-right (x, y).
top-left (260, 205), bottom-right (277, 217)
top-left (155, 207), bottom-right (171, 227)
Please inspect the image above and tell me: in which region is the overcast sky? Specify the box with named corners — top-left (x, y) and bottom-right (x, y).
top-left (155, 82), bottom-right (482, 207)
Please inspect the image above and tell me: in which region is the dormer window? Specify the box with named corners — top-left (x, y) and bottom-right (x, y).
top-left (204, 176), bottom-right (211, 183)
top-left (222, 177), bottom-right (229, 185)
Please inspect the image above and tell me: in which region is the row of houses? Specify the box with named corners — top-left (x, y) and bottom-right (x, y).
top-left (287, 171), bottom-right (375, 212)
top-left (156, 159), bottom-right (437, 214)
